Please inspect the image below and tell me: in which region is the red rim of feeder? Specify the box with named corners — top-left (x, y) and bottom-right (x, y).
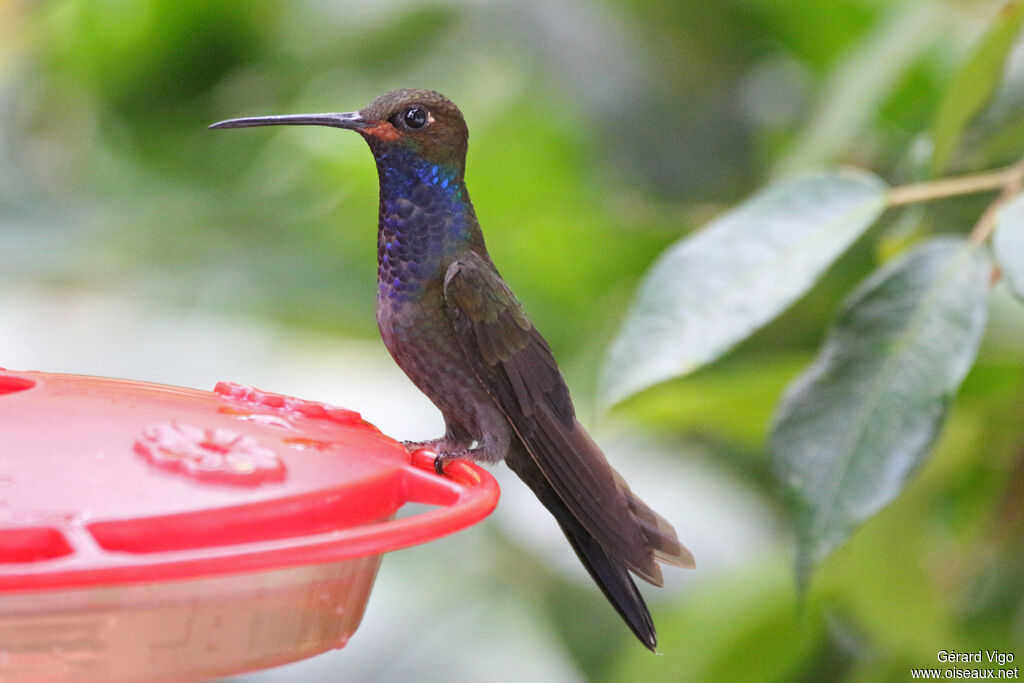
top-left (0, 370), bottom-right (499, 592)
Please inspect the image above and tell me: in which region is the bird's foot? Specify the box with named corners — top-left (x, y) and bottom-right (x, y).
top-left (402, 440), bottom-right (472, 476)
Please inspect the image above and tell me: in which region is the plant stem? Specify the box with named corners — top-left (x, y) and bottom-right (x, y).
top-left (886, 161), bottom-right (1024, 206)
top-left (970, 172), bottom-right (1023, 244)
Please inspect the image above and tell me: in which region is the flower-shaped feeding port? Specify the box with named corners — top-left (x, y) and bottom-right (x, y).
top-left (135, 422), bottom-right (286, 484)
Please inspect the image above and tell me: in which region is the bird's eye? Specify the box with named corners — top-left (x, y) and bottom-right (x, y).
top-left (401, 106), bottom-right (429, 130)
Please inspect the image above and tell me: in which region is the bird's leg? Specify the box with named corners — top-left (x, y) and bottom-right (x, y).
top-left (402, 437), bottom-right (450, 454)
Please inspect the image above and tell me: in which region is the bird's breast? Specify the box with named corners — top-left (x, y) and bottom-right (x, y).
top-left (376, 285), bottom-right (491, 436)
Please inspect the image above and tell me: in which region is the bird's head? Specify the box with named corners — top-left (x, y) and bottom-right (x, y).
top-left (210, 89), bottom-right (469, 174)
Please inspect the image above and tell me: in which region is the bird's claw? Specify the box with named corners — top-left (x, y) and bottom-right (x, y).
top-left (403, 441), bottom-right (448, 476)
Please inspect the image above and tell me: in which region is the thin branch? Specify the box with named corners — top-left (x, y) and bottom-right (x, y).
top-left (970, 172), bottom-right (1024, 245)
top-left (886, 162), bottom-right (1024, 207)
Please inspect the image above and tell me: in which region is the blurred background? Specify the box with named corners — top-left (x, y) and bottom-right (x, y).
top-left (3, 0), bottom-right (1024, 680)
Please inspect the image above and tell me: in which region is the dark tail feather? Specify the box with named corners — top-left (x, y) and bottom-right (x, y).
top-left (611, 468), bottom-right (696, 571)
top-left (557, 513), bottom-right (658, 651)
top-left (507, 450), bottom-right (658, 651)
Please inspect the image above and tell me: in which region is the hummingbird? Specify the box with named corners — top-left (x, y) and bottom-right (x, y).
top-left (210, 89), bottom-right (694, 650)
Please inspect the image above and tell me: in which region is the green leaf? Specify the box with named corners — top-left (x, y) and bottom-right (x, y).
top-left (930, 0), bottom-right (1024, 174)
top-left (994, 192), bottom-right (1024, 302)
top-left (599, 169), bottom-right (888, 409)
top-left (770, 237), bottom-right (992, 588)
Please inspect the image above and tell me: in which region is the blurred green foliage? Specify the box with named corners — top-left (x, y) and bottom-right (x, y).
top-left (4, 0), bottom-right (1024, 680)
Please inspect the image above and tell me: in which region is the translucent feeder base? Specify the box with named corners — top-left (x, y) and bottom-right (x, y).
top-left (0, 553), bottom-right (383, 682)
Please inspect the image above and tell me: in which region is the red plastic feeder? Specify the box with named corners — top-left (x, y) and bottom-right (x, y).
top-left (0, 370), bottom-right (498, 682)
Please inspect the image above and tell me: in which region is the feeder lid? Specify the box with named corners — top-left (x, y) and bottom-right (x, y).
top-left (0, 370), bottom-right (498, 591)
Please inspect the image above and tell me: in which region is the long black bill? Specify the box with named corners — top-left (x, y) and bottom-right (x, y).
top-left (208, 111), bottom-right (367, 130)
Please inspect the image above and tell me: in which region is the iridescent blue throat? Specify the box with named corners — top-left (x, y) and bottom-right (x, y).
top-left (374, 148), bottom-right (473, 300)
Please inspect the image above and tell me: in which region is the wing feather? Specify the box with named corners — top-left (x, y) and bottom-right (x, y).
top-left (443, 255), bottom-right (688, 581)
